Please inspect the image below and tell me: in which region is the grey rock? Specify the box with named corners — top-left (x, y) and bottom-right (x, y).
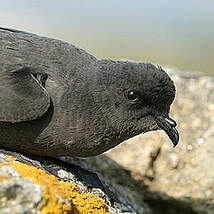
top-left (0, 158), bottom-right (43, 214)
top-left (0, 151), bottom-right (149, 213)
top-left (149, 72), bottom-right (214, 214)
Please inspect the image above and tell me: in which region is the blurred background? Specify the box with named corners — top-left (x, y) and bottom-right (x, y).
top-left (0, 0), bottom-right (213, 75)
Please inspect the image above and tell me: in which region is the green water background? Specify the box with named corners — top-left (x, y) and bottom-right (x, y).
top-left (1, 0), bottom-right (213, 75)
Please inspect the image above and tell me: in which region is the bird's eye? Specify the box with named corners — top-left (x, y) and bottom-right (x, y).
top-left (127, 90), bottom-right (138, 101)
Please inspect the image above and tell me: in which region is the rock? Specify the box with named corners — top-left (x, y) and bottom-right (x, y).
top-left (0, 151), bottom-right (149, 214)
top-left (149, 71), bottom-right (214, 214)
top-left (0, 155), bottom-right (42, 214)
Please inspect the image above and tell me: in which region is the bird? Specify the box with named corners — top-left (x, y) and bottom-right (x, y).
top-left (0, 27), bottom-right (179, 157)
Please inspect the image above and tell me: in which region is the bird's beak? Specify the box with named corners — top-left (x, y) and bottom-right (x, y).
top-left (155, 114), bottom-right (179, 147)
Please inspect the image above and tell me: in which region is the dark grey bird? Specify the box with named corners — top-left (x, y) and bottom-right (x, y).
top-left (0, 27), bottom-right (179, 157)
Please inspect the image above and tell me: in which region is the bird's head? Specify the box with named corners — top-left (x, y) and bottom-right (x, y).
top-left (95, 60), bottom-right (179, 147)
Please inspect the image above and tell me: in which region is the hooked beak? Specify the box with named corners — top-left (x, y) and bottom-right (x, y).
top-left (155, 114), bottom-right (179, 147)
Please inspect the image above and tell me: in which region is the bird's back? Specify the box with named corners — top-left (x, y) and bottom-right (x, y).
top-left (0, 27), bottom-right (97, 81)
top-left (0, 28), bottom-right (98, 155)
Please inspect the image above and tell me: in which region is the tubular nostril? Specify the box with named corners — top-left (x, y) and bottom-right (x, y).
top-left (165, 116), bottom-right (177, 127)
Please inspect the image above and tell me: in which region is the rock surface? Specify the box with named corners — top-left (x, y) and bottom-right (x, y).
top-left (0, 153), bottom-right (120, 214)
top-left (0, 70), bottom-right (213, 214)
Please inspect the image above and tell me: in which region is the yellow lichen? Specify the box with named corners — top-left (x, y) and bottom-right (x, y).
top-left (7, 158), bottom-right (109, 214)
top-left (0, 175), bottom-right (8, 182)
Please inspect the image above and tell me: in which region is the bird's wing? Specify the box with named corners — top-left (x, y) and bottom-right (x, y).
top-left (0, 66), bottom-right (50, 123)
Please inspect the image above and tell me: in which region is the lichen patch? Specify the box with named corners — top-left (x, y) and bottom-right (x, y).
top-left (8, 158), bottom-right (109, 214)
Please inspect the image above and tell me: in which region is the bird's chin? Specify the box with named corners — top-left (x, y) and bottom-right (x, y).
top-left (137, 114), bottom-right (179, 147)
top-left (138, 115), bottom-right (159, 134)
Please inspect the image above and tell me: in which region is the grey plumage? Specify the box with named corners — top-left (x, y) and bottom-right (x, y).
top-left (0, 28), bottom-right (179, 157)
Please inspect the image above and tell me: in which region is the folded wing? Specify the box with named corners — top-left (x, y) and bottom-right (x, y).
top-left (0, 67), bottom-right (50, 123)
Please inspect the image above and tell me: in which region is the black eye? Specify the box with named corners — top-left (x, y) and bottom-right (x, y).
top-left (127, 90), bottom-right (138, 101)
